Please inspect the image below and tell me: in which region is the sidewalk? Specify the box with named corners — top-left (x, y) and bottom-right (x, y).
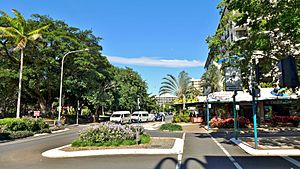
top-left (231, 137), bottom-right (300, 156)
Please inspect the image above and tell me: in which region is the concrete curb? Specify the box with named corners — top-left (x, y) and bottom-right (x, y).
top-left (51, 128), bottom-right (70, 133)
top-left (230, 138), bottom-right (300, 156)
top-left (42, 137), bottom-right (184, 158)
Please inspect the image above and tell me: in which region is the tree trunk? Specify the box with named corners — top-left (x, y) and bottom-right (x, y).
top-left (38, 97), bottom-right (48, 114)
top-left (16, 49), bottom-right (24, 118)
top-left (183, 95), bottom-right (186, 110)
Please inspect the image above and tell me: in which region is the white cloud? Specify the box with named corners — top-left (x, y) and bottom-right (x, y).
top-left (107, 56), bottom-right (205, 68)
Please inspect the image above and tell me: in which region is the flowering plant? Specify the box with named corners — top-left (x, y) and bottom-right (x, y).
top-left (76, 122), bottom-right (145, 145)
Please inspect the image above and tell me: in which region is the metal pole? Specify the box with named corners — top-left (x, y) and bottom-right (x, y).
top-left (207, 100), bottom-right (210, 130)
top-left (233, 90), bottom-right (238, 140)
top-left (76, 100), bottom-right (79, 125)
top-left (58, 49), bottom-right (89, 122)
top-left (251, 59), bottom-right (258, 149)
top-left (136, 98), bottom-right (140, 144)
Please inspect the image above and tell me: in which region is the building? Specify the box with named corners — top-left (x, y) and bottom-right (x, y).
top-left (155, 94), bottom-right (177, 105)
top-left (191, 78), bottom-right (203, 93)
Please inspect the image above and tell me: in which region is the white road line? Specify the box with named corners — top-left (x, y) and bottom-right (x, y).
top-left (209, 135), bottom-right (243, 169)
top-left (282, 156), bottom-right (300, 168)
top-left (176, 132), bottom-right (186, 169)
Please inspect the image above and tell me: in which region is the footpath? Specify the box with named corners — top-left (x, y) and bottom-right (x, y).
top-left (200, 124), bottom-right (300, 156)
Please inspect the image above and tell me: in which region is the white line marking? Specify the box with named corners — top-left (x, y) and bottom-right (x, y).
top-left (209, 134), bottom-right (243, 169)
top-left (176, 132), bottom-right (186, 169)
top-left (282, 156), bottom-right (300, 168)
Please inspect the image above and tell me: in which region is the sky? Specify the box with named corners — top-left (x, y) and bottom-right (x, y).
top-left (0, 0), bottom-right (221, 95)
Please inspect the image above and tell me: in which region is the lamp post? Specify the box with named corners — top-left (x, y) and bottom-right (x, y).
top-left (58, 48), bottom-right (89, 122)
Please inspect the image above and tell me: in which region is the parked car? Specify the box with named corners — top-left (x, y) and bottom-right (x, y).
top-left (131, 111), bottom-right (150, 122)
top-left (154, 113), bottom-right (163, 121)
top-left (110, 111), bottom-right (131, 124)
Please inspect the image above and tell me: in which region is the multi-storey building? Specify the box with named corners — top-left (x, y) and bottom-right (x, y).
top-left (191, 78), bottom-right (203, 93)
top-left (155, 94), bottom-right (177, 105)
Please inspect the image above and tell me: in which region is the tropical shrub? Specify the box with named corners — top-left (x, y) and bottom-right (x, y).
top-left (210, 116), bottom-right (250, 128)
top-left (72, 122), bottom-right (150, 147)
top-left (8, 131), bottom-right (34, 139)
top-left (173, 110), bottom-right (190, 123)
top-left (210, 117), bottom-right (222, 128)
top-left (270, 116), bottom-right (300, 127)
top-left (0, 118), bottom-right (49, 132)
top-left (160, 123), bottom-right (182, 131)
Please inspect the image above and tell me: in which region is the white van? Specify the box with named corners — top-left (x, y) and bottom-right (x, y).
top-left (131, 111), bottom-right (150, 122)
top-left (110, 111), bottom-right (131, 124)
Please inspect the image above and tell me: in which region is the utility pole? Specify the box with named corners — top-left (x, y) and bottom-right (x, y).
top-left (136, 97), bottom-right (140, 144)
top-left (233, 90), bottom-right (238, 139)
top-left (251, 59), bottom-right (258, 149)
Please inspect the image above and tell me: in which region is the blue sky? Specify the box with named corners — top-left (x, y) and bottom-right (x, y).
top-left (0, 0), bottom-right (221, 95)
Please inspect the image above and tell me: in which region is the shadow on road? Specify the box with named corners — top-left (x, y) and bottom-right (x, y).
top-left (153, 156), bottom-right (298, 169)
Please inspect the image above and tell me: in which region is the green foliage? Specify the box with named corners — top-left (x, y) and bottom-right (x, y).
top-left (72, 122), bottom-right (150, 147)
top-left (207, 0), bottom-right (300, 89)
top-left (0, 10), bottom-right (154, 118)
top-left (260, 82), bottom-right (273, 88)
top-left (159, 123), bottom-right (182, 131)
top-left (0, 118), bottom-right (49, 132)
top-left (200, 64), bottom-right (223, 93)
top-left (172, 110), bottom-right (190, 123)
top-left (159, 71), bottom-right (192, 100)
top-left (7, 130), bottom-right (34, 139)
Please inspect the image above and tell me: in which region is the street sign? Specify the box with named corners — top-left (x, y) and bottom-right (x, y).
top-left (34, 111), bottom-right (40, 117)
top-left (225, 67), bottom-right (242, 91)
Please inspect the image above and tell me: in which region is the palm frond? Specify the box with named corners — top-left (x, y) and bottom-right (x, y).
top-left (12, 9), bottom-right (26, 26)
top-left (27, 25), bottom-right (49, 36)
top-left (0, 10), bottom-right (13, 24)
top-left (0, 27), bottom-right (22, 37)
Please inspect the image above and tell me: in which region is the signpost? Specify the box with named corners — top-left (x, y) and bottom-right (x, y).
top-left (34, 111), bottom-right (40, 119)
top-left (225, 67), bottom-right (242, 140)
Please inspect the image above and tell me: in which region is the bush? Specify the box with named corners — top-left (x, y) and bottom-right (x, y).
top-left (209, 116), bottom-right (250, 128)
top-left (270, 116), bottom-right (300, 127)
top-left (0, 118), bottom-right (49, 133)
top-left (210, 117), bottom-right (222, 128)
top-left (8, 131), bottom-right (34, 139)
top-left (172, 110), bottom-right (190, 123)
top-left (160, 123), bottom-right (182, 131)
top-left (72, 122), bottom-right (149, 147)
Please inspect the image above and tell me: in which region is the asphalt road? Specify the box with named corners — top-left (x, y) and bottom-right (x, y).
top-left (0, 124), bottom-right (300, 169)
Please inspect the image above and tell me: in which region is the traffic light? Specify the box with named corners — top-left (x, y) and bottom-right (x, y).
top-left (278, 56), bottom-right (299, 88)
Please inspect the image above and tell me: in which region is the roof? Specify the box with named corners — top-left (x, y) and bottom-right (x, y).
top-left (156, 93), bottom-right (177, 98)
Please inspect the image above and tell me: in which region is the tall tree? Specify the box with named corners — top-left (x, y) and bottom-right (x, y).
top-left (0, 9), bottom-right (48, 118)
top-left (200, 64), bottom-right (224, 93)
top-left (159, 71), bottom-right (192, 109)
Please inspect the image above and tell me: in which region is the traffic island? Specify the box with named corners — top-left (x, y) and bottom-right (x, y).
top-left (230, 137), bottom-right (300, 156)
top-left (42, 137), bottom-right (183, 158)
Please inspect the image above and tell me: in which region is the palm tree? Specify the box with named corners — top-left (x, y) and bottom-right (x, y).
top-left (200, 64), bottom-right (223, 94)
top-left (159, 71), bottom-right (192, 109)
top-left (0, 9), bottom-right (48, 118)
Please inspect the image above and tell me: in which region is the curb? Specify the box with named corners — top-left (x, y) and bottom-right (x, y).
top-left (230, 138), bottom-right (300, 156)
top-left (51, 128), bottom-right (70, 133)
top-left (42, 137), bottom-right (184, 158)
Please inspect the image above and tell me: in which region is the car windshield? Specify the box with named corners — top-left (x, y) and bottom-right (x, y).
top-left (111, 114), bottom-right (121, 117)
top-left (132, 114), bottom-right (139, 116)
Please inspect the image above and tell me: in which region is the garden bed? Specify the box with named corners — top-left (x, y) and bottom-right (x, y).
top-left (62, 137), bottom-right (175, 151)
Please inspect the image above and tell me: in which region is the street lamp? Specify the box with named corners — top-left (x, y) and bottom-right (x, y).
top-left (58, 48), bottom-right (89, 122)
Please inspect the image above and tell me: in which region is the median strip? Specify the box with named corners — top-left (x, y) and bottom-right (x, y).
top-left (42, 137), bottom-right (184, 158)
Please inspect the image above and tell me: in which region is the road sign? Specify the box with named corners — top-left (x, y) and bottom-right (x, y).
top-left (34, 111), bottom-right (40, 117)
top-left (225, 67), bottom-right (242, 91)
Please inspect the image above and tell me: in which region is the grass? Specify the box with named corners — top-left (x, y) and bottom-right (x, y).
top-left (159, 123), bottom-right (182, 131)
top-left (71, 134), bottom-right (151, 147)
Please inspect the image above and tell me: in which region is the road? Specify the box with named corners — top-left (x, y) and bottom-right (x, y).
top-left (0, 124), bottom-right (300, 169)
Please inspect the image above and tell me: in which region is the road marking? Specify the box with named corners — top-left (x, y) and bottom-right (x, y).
top-left (209, 134), bottom-right (243, 169)
top-left (282, 156), bottom-right (300, 168)
top-left (176, 132), bottom-right (186, 169)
